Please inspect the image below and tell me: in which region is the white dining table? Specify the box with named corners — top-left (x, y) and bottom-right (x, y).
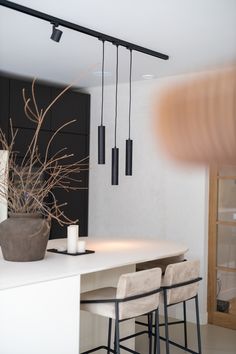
top-left (0, 236), bottom-right (188, 354)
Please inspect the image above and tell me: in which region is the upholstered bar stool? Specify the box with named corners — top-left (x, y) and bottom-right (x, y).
top-left (136, 255), bottom-right (185, 274)
top-left (80, 268), bottom-right (162, 354)
top-left (160, 260), bottom-right (202, 354)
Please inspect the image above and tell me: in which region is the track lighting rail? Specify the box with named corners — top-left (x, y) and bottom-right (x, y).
top-left (0, 0), bottom-right (169, 60)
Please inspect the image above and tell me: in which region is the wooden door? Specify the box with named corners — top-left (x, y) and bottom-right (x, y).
top-left (208, 166), bottom-right (236, 329)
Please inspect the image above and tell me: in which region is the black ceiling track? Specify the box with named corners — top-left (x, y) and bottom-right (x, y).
top-left (0, 0), bottom-right (169, 60)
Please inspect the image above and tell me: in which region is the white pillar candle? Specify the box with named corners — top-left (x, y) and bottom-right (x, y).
top-left (0, 150), bottom-right (8, 223)
top-left (67, 225), bottom-right (78, 253)
top-left (77, 240), bottom-right (86, 253)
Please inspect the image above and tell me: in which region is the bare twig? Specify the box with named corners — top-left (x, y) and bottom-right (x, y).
top-left (0, 79), bottom-right (89, 226)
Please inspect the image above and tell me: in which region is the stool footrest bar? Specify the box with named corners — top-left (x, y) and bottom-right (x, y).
top-left (120, 330), bottom-right (148, 342)
top-left (80, 345), bottom-right (114, 354)
top-left (119, 344), bottom-right (141, 354)
top-left (159, 336), bottom-right (199, 354)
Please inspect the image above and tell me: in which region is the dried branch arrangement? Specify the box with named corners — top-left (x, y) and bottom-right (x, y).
top-left (0, 79), bottom-right (88, 225)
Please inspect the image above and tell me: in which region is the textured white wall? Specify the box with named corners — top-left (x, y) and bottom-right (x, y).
top-left (87, 74), bottom-right (209, 323)
top-left (163, 159), bottom-right (209, 323)
top-left (87, 79), bottom-right (166, 239)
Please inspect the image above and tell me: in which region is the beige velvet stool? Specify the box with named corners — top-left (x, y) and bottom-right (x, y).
top-left (80, 267), bottom-right (162, 354)
top-left (136, 255), bottom-right (185, 274)
top-left (160, 260), bottom-right (202, 354)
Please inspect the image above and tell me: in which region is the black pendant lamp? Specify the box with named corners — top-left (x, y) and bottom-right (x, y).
top-left (98, 40), bottom-right (106, 164)
top-left (126, 49), bottom-right (133, 176)
top-left (112, 45), bottom-right (119, 185)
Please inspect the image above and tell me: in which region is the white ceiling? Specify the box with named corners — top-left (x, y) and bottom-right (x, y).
top-left (0, 0), bottom-right (236, 88)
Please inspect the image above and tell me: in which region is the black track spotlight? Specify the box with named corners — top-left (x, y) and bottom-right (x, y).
top-left (50, 23), bottom-right (63, 42)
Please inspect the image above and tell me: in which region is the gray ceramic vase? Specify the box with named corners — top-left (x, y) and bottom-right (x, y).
top-left (0, 213), bottom-right (50, 262)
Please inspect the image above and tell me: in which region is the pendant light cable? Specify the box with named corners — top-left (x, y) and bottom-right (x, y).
top-left (98, 40), bottom-right (106, 164)
top-left (114, 44), bottom-right (119, 147)
top-left (101, 40), bottom-right (105, 126)
top-left (128, 49), bottom-right (132, 139)
top-left (112, 44), bottom-right (119, 185)
top-left (125, 49), bottom-right (133, 176)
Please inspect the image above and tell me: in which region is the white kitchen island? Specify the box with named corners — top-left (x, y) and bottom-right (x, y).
top-left (0, 237), bottom-right (188, 354)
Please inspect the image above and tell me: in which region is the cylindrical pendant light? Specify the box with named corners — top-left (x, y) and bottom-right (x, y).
top-left (112, 45), bottom-right (119, 185)
top-left (125, 49), bottom-right (133, 176)
top-left (98, 40), bottom-right (106, 164)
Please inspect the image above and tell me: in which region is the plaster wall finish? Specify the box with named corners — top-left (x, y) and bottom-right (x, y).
top-left (87, 73), bottom-right (209, 323)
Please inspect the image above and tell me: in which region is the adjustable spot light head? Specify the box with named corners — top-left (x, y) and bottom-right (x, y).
top-left (50, 22), bottom-right (63, 43)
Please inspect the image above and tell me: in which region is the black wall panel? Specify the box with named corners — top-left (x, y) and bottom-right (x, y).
top-left (0, 75), bottom-right (90, 239)
top-left (0, 76), bottom-right (9, 137)
top-left (10, 79), bottom-right (51, 130)
top-left (51, 88), bottom-right (90, 135)
top-left (13, 129), bottom-right (51, 159)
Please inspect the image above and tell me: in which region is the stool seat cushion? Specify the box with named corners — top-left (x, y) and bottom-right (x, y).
top-left (81, 287), bottom-right (117, 319)
top-left (80, 268), bottom-right (162, 320)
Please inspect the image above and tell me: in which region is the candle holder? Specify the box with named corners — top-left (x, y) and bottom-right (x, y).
top-left (47, 249), bottom-right (95, 256)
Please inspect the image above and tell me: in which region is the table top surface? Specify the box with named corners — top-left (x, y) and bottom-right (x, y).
top-left (0, 237), bottom-right (188, 291)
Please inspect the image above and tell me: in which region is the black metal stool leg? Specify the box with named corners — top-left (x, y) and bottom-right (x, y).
top-left (195, 295), bottom-right (202, 354)
top-left (107, 318), bottom-right (112, 354)
top-left (163, 290), bottom-right (170, 354)
top-left (183, 300), bottom-right (188, 349)
top-left (148, 312), bottom-right (153, 354)
top-left (114, 303), bottom-right (120, 354)
top-left (154, 309), bottom-right (160, 354)
top-left (114, 320), bottom-right (120, 354)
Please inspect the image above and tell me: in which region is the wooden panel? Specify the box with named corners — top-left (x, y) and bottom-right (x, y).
top-left (217, 176), bottom-right (236, 180)
top-left (210, 311), bottom-right (236, 330)
top-left (10, 78), bottom-right (51, 130)
top-left (208, 167), bottom-right (218, 316)
top-left (216, 220), bottom-right (236, 226)
top-left (216, 266), bottom-right (236, 273)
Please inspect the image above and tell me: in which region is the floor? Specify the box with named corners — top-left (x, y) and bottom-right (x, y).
top-left (135, 318), bottom-right (236, 354)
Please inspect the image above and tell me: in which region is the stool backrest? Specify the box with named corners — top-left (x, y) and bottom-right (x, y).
top-left (116, 267), bottom-right (162, 320)
top-left (163, 259), bottom-right (200, 305)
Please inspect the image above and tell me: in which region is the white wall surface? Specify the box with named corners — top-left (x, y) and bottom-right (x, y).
top-left (163, 159), bottom-right (209, 323)
top-left (87, 73), bottom-right (209, 323)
